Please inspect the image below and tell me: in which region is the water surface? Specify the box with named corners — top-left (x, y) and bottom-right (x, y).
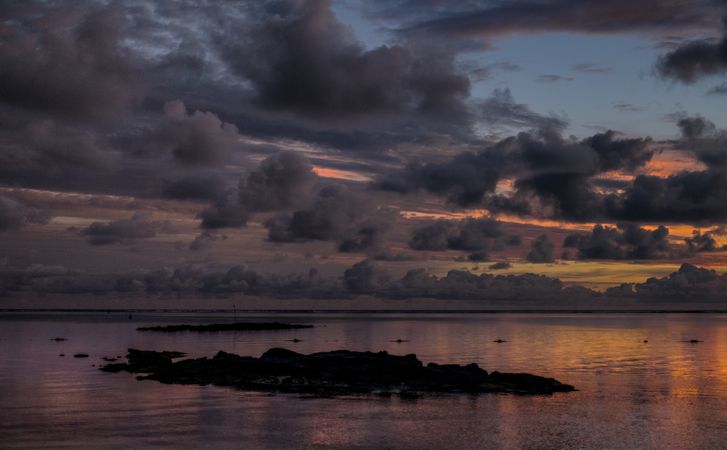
top-left (1, 312), bottom-right (727, 449)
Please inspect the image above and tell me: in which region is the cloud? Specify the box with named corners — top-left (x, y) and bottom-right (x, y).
top-left (80, 213), bottom-right (173, 245)
top-left (394, 1), bottom-right (719, 40)
top-left (199, 190), bottom-right (250, 229)
top-left (239, 151), bottom-right (317, 212)
top-left (526, 235), bottom-right (555, 263)
top-left (657, 23), bottom-right (727, 83)
top-left (478, 88), bottom-right (569, 131)
top-left (189, 231), bottom-right (227, 251)
top-left (343, 259), bottom-right (391, 293)
top-left (378, 127), bottom-right (653, 215)
top-left (571, 63), bottom-right (612, 74)
top-left (0, 3), bottom-right (145, 120)
top-left (408, 217), bottom-right (516, 262)
top-left (564, 224), bottom-right (679, 260)
top-left (265, 184), bottom-right (395, 252)
top-left (0, 196), bottom-right (50, 231)
top-left (606, 263), bottom-right (727, 300)
top-left (162, 174), bottom-right (228, 201)
top-left (536, 74), bottom-right (574, 83)
top-left (489, 262), bottom-right (512, 270)
top-left (222, 0), bottom-right (471, 123)
top-left (145, 100), bottom-right (241, 165)
top-left (706, 82), bottom-right (727, 95)
top-left (684, 227), bottom-right (727, 252)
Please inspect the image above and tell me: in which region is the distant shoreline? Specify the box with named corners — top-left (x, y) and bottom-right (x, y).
top-left (2, 308), bottom-right (727, 314)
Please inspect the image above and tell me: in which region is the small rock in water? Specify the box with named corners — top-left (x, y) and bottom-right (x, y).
top-left (493, 339), bottom-right (507, 343)
top-left (689, 339), bottom-right (702, 343)
top-left (50, 338), bottom-right (67, 342)
top-left (643, 340), bottom-right (648, 343)
top-left (59, 354), bottom-right (65, 357)
top-left (74, 353), bottom-right (89, 358)
top-left (391, 339), bottom-right (409, 343)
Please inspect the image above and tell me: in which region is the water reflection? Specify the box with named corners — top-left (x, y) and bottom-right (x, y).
top-left (1, 313), bottom-right (726, 448)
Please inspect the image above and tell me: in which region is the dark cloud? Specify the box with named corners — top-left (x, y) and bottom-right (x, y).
top-left (603, 171), bottom-right (727, 224)
top-left (145, 101), bottom-right (241, 165)
top-left (564, 224), bottom-right (678, 260)
top-left (0, 196), bottom-right (50, 231)
top-left (0, 2), bottom-right (145, 120)
top-left (657, 22), bottom-right (727, 83)
top-left (199, 190), bottom-right (250, 229)
top-left (239, 151), bottom-right (317, 212)
top-left (409, 217), bottom-right (506, 255)
top-left (162, 174), bottom-right (228, 201)
top-left (684, 227), bottom-right (727, 252)
top-left (606, 263), bottom-right (727, 300)
top-left (378, 128), bottom-right (653, 216)
top-left (526, 235), bottom-right (555, 263)
top-left (675, 115), bottom-right (727, 168)
top-left (223, 0), bottom-right (470, 123)
top-left (393, 1), bottom-right (718, 40)
top-left (265, 184), bottom-right (395, 252)
top-left (80, 213), bottom-right (173, 245)
top-left (343, 259), bottom-right (390, 293)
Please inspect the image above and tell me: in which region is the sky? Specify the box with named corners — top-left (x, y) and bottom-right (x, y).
top-left (2, 0), bottom-right (727, 305)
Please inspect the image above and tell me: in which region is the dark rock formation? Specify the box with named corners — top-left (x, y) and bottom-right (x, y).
top-left (136, 322), bottom-right (313, 332)
top-left (101, 348), bottom-right (575, 396)
top-left (74, 353), bottom-right (89, 358)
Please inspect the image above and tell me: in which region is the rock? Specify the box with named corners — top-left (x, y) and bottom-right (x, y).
top-left (74, 353), bottom-right (89, 358)
top-left (136, 322), bottom-right (313, 332)
top-left (50, 337), bottom-right (67, 342)
top-left (493, 339), bottom-right (507, 343)
top-left (391, 339), bottom-right (409, 343)
top-left (688, 339), bottom-right (702, 343)
top-left (100, 348), bottom-right (575, 396)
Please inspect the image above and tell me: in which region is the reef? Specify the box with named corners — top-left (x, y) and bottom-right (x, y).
top-left (101, 348), bottom-right (575, 397)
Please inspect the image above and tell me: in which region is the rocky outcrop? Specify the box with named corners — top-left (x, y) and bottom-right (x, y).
top-left (101, 348), bottom-right (574, 396)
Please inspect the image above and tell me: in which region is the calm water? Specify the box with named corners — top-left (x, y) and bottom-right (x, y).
top-left (1, 312), bottom-right (727, 449)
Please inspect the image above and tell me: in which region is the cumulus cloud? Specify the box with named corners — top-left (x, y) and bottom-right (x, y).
top-left (80, 213), bottom-right (173, 245)
top-left (199, 190), bottom-right (250, 229)
top-left (606, 263), bottom-right (727, 300)
top-left (265, 184), bottom-right (395, 252)
top-left (564, 224), bottom-right (679, 260)
top-left (408, 217), bottom-right (517, 261)
top-left (222, 0), bottom-right (471, 123)
top-left (684, 227), bottom-right (727, 252)
top-left (145, 100), bottom-right (241, 165)
top-left (526, 235), bottom-right (555, 263)
top-left (343, 259), bottom-right (391, 293)
top-left (239, 151), bottom-right (317, 212)
top-left (378, 127), bottom-right (653, 216)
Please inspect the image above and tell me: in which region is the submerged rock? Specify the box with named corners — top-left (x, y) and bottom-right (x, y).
top-left (101, 348), bottom-right (575, 397)
top-left (136, 322), bottom-right (313, 332)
